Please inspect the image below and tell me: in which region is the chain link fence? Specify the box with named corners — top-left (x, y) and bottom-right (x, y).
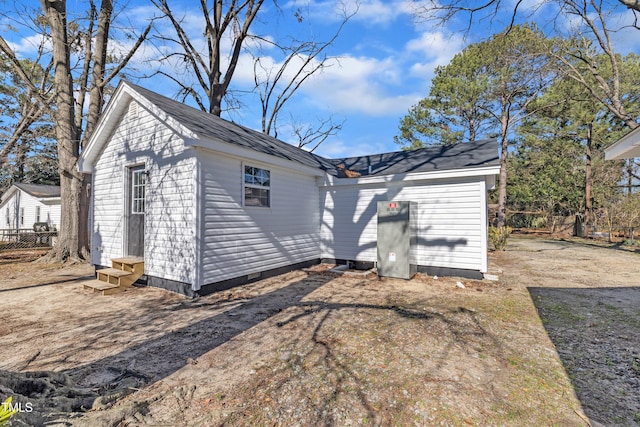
top-left (0, 227), bottom-right (57, 252)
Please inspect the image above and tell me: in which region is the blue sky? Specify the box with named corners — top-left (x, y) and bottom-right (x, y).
top-left (2, 0), bottom-right (640, 159)
top-left (128, 0), bottom-right (465, 158)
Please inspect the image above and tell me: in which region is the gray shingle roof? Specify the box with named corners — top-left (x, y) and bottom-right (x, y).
top-left (14, 183), bottom-right (61, 198)
top-left (125, 81), bottom-right (499, 177)
top-left (127, 82), bottom-right (337, 173)
top-left (328, 139), bottom-right (499, 177)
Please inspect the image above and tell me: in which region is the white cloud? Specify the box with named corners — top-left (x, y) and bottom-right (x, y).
top-left (506, 0), bottom-right (549, 15)
top-left (346, 0), bottom-right (416, 25)
top-left (284, 0), bottom-right (416, 26)
top-left (405, 31), bottom-right (464, 77)
top-left (5, 34), bottom-right (50, 56)
top-left (298, 54), bottom-right (421, 116)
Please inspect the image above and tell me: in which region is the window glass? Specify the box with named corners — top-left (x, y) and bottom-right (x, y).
top-left (132, 169), bottom-right (146, 214)
top-left (244, 165), bottom-right (270, 207)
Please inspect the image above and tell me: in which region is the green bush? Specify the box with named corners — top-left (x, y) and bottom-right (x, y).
top-left (489, 226), bottom-right (512, 251)
top-left (0, 397), bottom-right (18, 426)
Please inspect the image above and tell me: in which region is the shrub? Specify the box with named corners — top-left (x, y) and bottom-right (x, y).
top-left (489, 226), bottom-right (512, 251)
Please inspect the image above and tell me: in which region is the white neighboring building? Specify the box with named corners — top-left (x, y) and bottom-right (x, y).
top-left (0, 183), bottom-right (61, 231)
top-left (78, 81), bottom-right (500, 296)
top-left (604, 126), bottom-right (640, 160)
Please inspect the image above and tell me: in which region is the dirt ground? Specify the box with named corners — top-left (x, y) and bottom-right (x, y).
top-left (0, 238), bottom-right (638, 426)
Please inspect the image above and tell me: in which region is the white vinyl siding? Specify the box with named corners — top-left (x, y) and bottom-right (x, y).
top-left (198, 150), bottom-right (320, 287)
top-left (91, 100), bottom-right (196, 285)
top-left (42, 200), bottom-right (60, 228)
top-left (320, 177), bottom-right (488, 272)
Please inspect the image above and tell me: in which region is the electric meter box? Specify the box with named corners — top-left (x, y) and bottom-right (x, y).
top-left (377, 201), bottom-right (417, 279)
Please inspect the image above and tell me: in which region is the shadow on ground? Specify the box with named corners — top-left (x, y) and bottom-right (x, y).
top-left (1, 270), bottom-right (333, 426)
top-left (528, 286), bottom-right (640, 426)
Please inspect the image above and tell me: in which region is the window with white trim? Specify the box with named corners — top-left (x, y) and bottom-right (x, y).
top-left (36, 206), bottom-right (41, 223)
top-left (244, 165), bottom-right (270, 207)
top-left (131, 169), bottom-right (146, 214)
top-left (20, 207), bottom-right (24, 226)
top-left (5, 208), bottom-right (9, 226)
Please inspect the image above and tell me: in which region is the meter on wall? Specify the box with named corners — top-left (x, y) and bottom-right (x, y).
top-left (376, 201), bottom-right (417, 279)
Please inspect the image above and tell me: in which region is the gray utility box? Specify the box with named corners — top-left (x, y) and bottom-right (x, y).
top-left (377, 201), bottom-right (417, 279)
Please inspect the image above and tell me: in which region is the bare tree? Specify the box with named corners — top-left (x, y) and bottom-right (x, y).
top-left (289, 114), bottom-right (345, 153)
top-left (150, 0), bottom-right (353, 149)
top-left (0, 0), bottom-right (153, 260)
top-left (415, 0), bottom-right (640, 28)
top-left (549, 1), bottom-right (638, 130)
top-left (150, 0), bottom-right (265, 116)
top-left (251, 3), bottom-right (355, 141)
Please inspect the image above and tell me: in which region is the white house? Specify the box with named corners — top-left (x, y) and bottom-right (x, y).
top-left (0, 183), bottom-right (61, 231)
top-left (78, 81), bottom-right (500, 296)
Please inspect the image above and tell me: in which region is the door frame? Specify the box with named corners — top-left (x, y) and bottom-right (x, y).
top-left (124, 163), bottom-right (146, 257)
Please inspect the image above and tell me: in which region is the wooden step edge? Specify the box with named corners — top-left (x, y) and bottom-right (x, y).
top-left (83, 280), bottom-right (127, 296)
top-left (84, 280), bottom-right (119, 292)
top-left (97, 268), bottom-right (133, 278)
top-left (111, 257), bottom-right (144, 265)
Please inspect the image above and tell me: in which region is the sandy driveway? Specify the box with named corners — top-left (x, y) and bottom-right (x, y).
top-left (0, 238), bottom-right (638, 426)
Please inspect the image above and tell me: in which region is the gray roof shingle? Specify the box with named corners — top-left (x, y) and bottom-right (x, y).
top-left (327, 139), bottom-right (499, 177)
top-left (127, 82), bottom-right (337, 173)
top-left (14, 183), bottom-right (61, 198)
top-left (125, 81), bottom-right (499, 177)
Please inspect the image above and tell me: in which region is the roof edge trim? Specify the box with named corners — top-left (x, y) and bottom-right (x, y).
top-left (319, 164), bottom-right (501, 187)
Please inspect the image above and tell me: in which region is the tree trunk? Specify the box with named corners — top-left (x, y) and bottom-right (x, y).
top-left (496, 112), bottom-right (509, 228)
top-left (41, 0), bottom-right (89, 260)
top-left (626, 159), bottom-right (634, 196)
top-left (584, 123), bottom-right (592, 237)
top-left (84, 0), bottom-right (113, 143)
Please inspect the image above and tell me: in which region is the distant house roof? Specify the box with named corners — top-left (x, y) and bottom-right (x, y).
top-left (81, 81), bottom-right (500, 178)
top-left (14, 183), bottom-right (61, 198)
top-left (0, 183), bottom-right (60, 206)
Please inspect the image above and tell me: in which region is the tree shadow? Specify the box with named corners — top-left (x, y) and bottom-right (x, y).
top-left (0, 275), bottom-right (95, 293)
top-left (558, 237), bottom-right (640, 255)
top-left (1, 269), bottom-right (334, 425)
top-left (67, 272), bottom-right (333, 386)
top-left (528, 286), bottom-right (640, 426)
top-left (238, 291), bottom-right (507, 426)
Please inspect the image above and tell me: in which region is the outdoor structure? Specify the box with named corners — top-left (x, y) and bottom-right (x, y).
top-left (0, 183), bottom-right (61, 231)
top-left (604, 126), bottom-right (640, 160)
top-left (78, 81), bottom-right (500, 296)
